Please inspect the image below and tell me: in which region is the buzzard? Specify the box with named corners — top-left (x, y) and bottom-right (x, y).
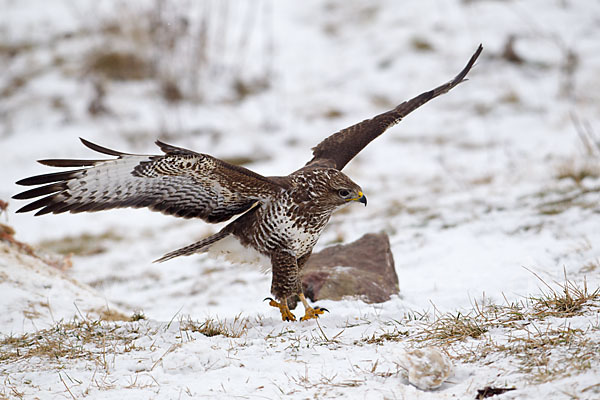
top-left (14, 45), bottom-right (482, 322)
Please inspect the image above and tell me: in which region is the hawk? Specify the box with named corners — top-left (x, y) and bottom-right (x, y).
top-left (14, 45), bottom-right (482, 322)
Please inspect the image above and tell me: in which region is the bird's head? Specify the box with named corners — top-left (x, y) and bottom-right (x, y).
top-left (293, 168), bottom-right (366, 209)
top-left (329, 173), bottom-right (367, 208)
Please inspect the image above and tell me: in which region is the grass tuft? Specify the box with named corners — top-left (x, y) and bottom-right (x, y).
top-left (364, 328), bottom-right (408, 345)
top-left (410, 36), bottom-right (434, 52)
top-left (526, 269), bottom-right (600, 318)
top-left (130, 310), bottom-right (147, 321)
top-left (87, 51), bottom-right (153, 81)
top-left (416, 311), bottom-right (488, 345)
top-left (38, 230), bottom-right (123, 256)
top-left (179, 314), bottom-right (249, 338)
top-left (556, 161), bottom-right (599, 184)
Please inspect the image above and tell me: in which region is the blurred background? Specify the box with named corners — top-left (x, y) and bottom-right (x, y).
top-left (1, 0), bottom-right (598, 317)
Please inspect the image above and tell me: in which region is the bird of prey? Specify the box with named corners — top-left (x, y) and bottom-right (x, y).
top-left (14, 45), bottom-right (482, 322)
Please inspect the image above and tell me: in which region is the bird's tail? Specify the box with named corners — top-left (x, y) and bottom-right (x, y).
top-left (154, 231), bottom-right (229, 263)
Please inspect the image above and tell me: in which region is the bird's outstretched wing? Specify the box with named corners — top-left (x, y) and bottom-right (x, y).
top-left (305, 44), bottom-right (483, 170)
top-left (13, 138), bottom-right (282, 223)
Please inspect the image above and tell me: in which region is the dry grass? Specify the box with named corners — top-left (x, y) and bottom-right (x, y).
top-left (1, 0), bottom-right (274, 134)
top-left (95, 307), bottom-right (130, 322)
top-left (0, 66), bottom-right (44, 98)
top-left (0, 312), bottom-right (249, 376)
top-left (499, 324), bottom-right (593, 382)
top-left (231, 77), bottom-right (270, 102)
top-left (1, 275), bottom-right (597, 394)
top-left (556, 160), bottom-right (600, 185)
top-left (365, 273), bottom-right (600, 383)
top-left (130, 310), bottom-right (147, 321)
top-left (413, 310), bottom-right (489, 345)
top-left (527, 272), bottom-right (599, 318)
top-left (580, 259), bottom-right (599, 273)
top-left (410, 36), bottom-right (434, 52)
top-left (0, 319), bottom-right (144, 367)
top-left (82, 0), bottom-right (273, 104)
top-left (86, 51), bottom-right (153, 81)
top-left (38, 230), bottom-right (123, 256)
top-left (537, 184), bottom-right (600, 215)
top-left (179, 314), bottom-right (249, 338)
top-left (499, 90), bottom-right (521, 105)
top-left (551, 112), bottom-right (600, 188)
top-left (570, 112), bottom-right (600, 157)
top-left (363, 325), bottom-right (408, 345)
top-left (0, 41), bottom-right (35, 59)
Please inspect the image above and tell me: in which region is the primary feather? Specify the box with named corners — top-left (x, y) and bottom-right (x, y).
top-left (15, 138), bottom-right (281, 222)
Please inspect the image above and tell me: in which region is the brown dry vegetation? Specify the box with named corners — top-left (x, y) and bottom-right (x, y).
top-left (367, 274), bottom-right (600, 383)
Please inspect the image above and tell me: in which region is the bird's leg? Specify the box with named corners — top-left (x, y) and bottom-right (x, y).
top-left (268, 251), bottom-right (301, 322)
top-left (298, 292), bottom-right (328, 321)
top-left (265, 297), bottom-right (296, 322)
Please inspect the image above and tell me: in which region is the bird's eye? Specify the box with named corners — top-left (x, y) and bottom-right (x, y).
top-left (338, 189), bottom-right (350, 198)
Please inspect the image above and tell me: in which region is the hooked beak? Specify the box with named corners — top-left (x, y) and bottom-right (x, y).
top-left (354, 191), bottom-right (367, 206)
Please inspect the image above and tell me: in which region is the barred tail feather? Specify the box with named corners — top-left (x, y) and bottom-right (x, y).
top-left (154, 231), bottom-right (229, 263)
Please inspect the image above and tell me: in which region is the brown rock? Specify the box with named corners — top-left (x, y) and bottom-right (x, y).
top-left (300, 232), bottom-right (399, 304)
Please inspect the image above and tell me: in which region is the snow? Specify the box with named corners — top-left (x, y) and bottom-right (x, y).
top-left (0, 241), bottom-right (126, 334)
top-left (1, 0), bottom-right (600, 398)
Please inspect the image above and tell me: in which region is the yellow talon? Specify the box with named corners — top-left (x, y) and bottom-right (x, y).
top-left (300, 306), bottom-right (326, 321)
top-left (265, 298), bottom-right (296, 322)
top-left (297, 292), bottom-right (328, 321)
top-left (265, 294), bottom-right (329, 322)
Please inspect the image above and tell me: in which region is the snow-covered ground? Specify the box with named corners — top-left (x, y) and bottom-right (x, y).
top-left (1, 0), bottom-right (599, 398)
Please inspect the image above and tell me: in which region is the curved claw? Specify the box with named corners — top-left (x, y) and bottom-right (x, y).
top-left (300, 306), bottom-right (327, 321)
top-left (265, 297), bottom-right (296, 322)
top-left (282, 313), bottom-right (296, 322)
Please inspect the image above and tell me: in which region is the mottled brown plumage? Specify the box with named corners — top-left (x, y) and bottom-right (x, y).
top-left (13, 45), bottom-right (482, 321)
